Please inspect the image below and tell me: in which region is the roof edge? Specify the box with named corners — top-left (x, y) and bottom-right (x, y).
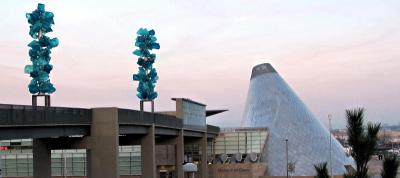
top-left (251, 63), bottom-right (277, 79)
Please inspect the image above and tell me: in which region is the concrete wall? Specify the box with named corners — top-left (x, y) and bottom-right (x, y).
top-left (208, 163), bottom-right (267, 178)
top-left (3, 176), bottom-right (141, 178)
top-left (156, 145), bottom-right (176, 165)
top-left (260, 176), bottom-right (344, 178)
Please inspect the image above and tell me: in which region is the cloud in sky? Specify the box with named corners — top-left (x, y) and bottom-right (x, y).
top-left (0, 0), bottom-right (400, 128)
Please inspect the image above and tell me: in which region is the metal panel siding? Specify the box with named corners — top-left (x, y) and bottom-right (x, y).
top-left (182, 101), bottom-right (206, 129)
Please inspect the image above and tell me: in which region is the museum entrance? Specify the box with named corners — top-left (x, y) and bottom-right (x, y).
top-left (158, 165), bottom-right (176, 178)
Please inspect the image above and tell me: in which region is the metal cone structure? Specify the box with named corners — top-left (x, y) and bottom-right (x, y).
top-left (241, 63), bottom-right (354, 176)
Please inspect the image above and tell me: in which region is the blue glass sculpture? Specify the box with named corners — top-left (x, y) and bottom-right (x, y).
top-left (25, 3), bottom-right (58, 94)
top-left (132, 28), bottom-right (160, 100)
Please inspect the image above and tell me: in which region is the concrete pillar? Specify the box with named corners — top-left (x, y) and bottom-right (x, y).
top-left (87, 108), bottom-right (119, 178)
top-left (33, 138), bottom-right (51, 178)
top-left (176, 129), bottom-right (185, 178)
top-left (86, 149), bottom-right (92, 178)
top-left (141, 125), bottom-right (156, 178)
top-left (200, 133), bottom-right (208, 178)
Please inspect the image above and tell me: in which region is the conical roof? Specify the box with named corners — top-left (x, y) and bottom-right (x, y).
top-left (241, 63), bottom-right (354, 176)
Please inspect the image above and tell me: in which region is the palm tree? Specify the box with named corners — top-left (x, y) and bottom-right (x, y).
top-left (314, 162), bottom-right (330, 178)
top-left (345, 108), bottom-right (381, 178)
top-left (381, 154), bottom-right (399, 178)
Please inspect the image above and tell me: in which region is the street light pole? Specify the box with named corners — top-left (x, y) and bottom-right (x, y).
top-left (328, 114), bottom-right (333, 178)
top-left (285, 138), bottom-right (289, 178)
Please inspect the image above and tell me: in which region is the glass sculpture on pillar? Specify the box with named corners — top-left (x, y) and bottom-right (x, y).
top-left (25, 3), bottom-right (58, 95)
top-left (132, 28), bottom-right (160, 102)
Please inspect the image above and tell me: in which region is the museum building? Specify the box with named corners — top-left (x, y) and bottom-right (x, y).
top-left (0, 98), bottom-right (223, 178)
top-left (0, 64), bottom-right (356, 178)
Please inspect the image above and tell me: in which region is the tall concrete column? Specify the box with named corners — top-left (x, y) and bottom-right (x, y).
top-left (176, 129), bottom-right (185, 178)
top-left (200, 133), bottom-right (208, 178)
top-left (33, 138), bottom-right (51, 178)
top-left (141, 125), bottom-right (156, 178)
top-left (87, 108), bottom-right (119, 178)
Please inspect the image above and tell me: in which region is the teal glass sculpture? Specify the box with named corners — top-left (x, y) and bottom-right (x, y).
top-left (132, 28), bottom-right (160, 100)
top-left (25, 3), bottom-right (58, 94)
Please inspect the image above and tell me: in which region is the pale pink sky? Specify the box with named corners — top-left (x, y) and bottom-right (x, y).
top-left (1, 0), bottom-right (400, 128)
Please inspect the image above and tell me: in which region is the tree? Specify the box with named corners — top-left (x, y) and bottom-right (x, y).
top-left (345, 108), bottom-right (381, 178)
top-left (381, 154), bottom-right (399, 178)
top-left (314, 162), bottom-right (330, 178)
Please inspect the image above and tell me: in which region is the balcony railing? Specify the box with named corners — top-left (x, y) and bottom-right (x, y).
top-left (0, 104), bottom-right (91, 126)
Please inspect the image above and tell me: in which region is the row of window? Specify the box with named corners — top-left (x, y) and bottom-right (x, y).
top-left (0, 148), bottom-right (142, 176)
top-left (213, 131), bottom-right (268, 154)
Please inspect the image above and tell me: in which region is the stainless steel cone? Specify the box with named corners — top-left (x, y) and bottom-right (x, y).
top-left (241, 63), bottom-right (354, 176)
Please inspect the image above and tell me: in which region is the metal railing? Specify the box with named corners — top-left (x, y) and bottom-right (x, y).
top-left (118, 109), bottom-right (182, 129)
top-left (0, 104), bottom-right (91, 126)
top-left (0, 104), bottom-right (217, 133)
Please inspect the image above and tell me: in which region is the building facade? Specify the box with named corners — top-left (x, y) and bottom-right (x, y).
top-left (0, 98), bottom-right (222, 178)
top-left (241, 63), bottom-right (354, 176)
